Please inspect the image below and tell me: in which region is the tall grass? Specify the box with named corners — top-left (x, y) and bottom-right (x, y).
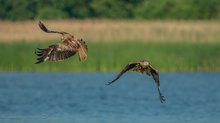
top-left (0, 41), bottom-right (219, 72)
top-left (0, 20), bottom-right (220, 43)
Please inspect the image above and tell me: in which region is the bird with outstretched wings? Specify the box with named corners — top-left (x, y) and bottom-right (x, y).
top-left (107, 60), bottom-right (165, 103)
top-left (35, 21), bottom-right (88, 64)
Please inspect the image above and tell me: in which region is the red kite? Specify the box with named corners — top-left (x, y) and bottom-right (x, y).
top-left (35, 21), bottom-right (88, 64)
top-left (107, 60), bottom-right (165, 103)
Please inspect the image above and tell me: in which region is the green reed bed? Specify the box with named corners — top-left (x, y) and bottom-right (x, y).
top-left (0, 41), bottom-right (219, 72)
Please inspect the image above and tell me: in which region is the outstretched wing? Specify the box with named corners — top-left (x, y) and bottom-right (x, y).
top-left (38, 21), bottom-right (68, 35)
top-left (35, 40), bottom-right (78, 64)
top-left (149, 65), bottom-right (165, 103)
top-left (106, 62), bottom-right (138, 85)
top-left (149, 65), bottom-right (160, 86)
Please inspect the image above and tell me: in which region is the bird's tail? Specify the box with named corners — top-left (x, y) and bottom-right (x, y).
top-left (78, 46), bottom-right (87, 61)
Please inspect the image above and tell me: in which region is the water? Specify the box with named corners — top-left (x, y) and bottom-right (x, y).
top-left (0, 72), bottom-right (219, 123)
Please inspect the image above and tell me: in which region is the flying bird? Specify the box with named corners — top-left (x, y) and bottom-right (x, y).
top-left (35, 21), bottom-right (88, 64)
top-left (107, 60), bottom-right (165, 103)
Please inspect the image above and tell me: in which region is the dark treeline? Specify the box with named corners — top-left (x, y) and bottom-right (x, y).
top-left (0, 0), bottom-right (220, 21)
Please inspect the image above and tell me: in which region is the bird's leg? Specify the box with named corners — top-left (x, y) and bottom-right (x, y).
top-left (157, 86), bottom-right (166, 103)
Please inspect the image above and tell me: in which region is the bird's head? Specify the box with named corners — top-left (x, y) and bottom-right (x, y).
top-left (141, 59), bottom-right (150, 66)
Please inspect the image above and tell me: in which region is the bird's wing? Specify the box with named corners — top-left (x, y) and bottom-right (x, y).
top-left (38, 21), bottom-right (68, 35)
top-left (149, 65), bottom-right (165, 103)
top-left (35, 40), bottom-right (78, 64)
top-left (106, 62), bottom-right (139, 85)
top-left (149, 65), bottom-right (160, 86)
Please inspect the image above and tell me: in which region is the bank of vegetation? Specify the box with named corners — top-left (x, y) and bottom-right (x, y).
top-left (0, 41), bottom-right (219, 72)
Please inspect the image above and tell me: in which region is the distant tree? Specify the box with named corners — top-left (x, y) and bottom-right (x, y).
top-left (37, 7), bottom-right (68, 20)
top-left (36, 0), bottom-right (68, 19)
top-left (60, 0), bottom-right (93, 19)
top-left (134, 0), bottom-right (220, 20)
top-left (191, 0), bottom-right (220, 19)
top-left (0, 0), bottom-right (219, 20)
top-left (91, 0), bottom-right (142, 19)
top-left (0, 0), bottom-right (37, 20)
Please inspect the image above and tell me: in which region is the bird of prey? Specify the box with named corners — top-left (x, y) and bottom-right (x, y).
top-left (35, 21), bottom-right (88, 64)
top-left (107, 60), bottom-right (165, 103)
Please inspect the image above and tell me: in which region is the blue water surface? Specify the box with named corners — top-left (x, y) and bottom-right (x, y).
top-left (0, 72), bottom-right (219, 123)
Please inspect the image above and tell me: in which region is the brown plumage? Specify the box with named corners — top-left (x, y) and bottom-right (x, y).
top-left (35, 21), bottom-right (88, 64)
top-left (107, 60), bottom-right (165, 103)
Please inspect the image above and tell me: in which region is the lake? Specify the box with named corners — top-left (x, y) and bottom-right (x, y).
top-left (0, 72), bottom-right (219, 123)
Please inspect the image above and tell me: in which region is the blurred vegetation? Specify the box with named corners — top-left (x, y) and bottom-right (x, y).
top-left (0, 41), bottom-right (219, 72)
top-left (0, 0), bottom-right (220, 21)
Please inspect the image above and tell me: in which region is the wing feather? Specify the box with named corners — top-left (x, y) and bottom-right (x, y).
top-left (149, 65), bottom-right (165, 103)
top-left (38, 21), bottom-right (68, 35)
top-left (35, 41), bottom-right (78, 64)
top-left (149, 65), bottom-right (160, 86)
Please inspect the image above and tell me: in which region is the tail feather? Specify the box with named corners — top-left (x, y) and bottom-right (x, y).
top-left (77, 39), bottom-right (88, 61)
top-left (78, 46), bottom-right (87, 61)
